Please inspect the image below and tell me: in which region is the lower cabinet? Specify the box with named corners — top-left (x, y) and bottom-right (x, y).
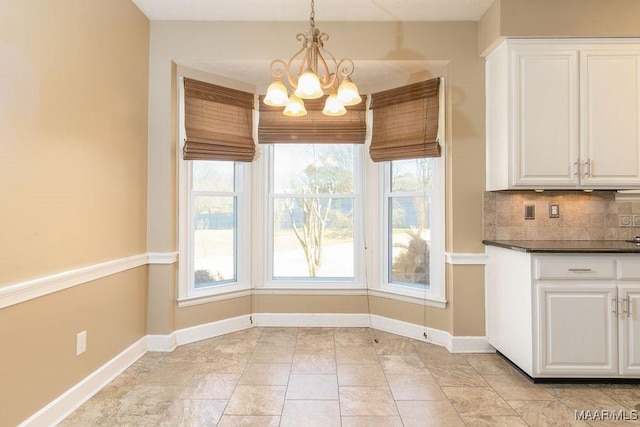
top-left (537, 284), bottom-right (618, 376)
top-left (486, 246), bottom-right (640, 379)
top-left (620, 285), bottom-right (640, 375)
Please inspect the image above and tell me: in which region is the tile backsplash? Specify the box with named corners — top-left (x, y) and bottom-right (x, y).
top-left (484, 191), bottom-right (640, 241)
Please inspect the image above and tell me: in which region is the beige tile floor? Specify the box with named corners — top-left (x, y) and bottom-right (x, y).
top-left (59, 327), bottom-right (640, 426)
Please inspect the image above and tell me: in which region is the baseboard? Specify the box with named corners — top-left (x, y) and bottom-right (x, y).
top-left (449, 335), bottom-right (495, 353)
top-left (175, 315), bottom-right (253, 346)
top-left (19, 337), bottom-right (147, 427)
top-left (147, 332), bottom-right (177, 352)
top-left (369, 314), bottom-right (494, 353)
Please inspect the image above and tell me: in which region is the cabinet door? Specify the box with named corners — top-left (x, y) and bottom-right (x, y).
top-left (619, 284), bottom-right (640, 375)
top-left (512, 48), bottom-right (579, 187)
top-left (536, 284), bottom-right (617, 376)
top-left (581, 48), bottom-right (640, 187)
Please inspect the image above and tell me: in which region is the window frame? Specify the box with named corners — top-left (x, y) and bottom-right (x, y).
top-left (380, 156), bottom-right (446, 304)
top-left (263, 143), bottom-right (365, 289)
top-left (178, 159), bottom-right (251, 303)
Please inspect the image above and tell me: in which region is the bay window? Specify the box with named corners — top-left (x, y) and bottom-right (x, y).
top-left (178, 75), bottom-right (445, 304)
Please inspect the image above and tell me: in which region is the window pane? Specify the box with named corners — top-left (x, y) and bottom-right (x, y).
top-left (193, 195), bottom-right (236, 287)
top-left (273, 144), bottom-right (354, 194)
top-left (390, 158), bottom-right (433, 192)
top-left (273, 197), bottom-right (354, 279)
top-left (193, 160), bottom-right (235, 192)
top-left (389, 196), bottom-right (430, 288)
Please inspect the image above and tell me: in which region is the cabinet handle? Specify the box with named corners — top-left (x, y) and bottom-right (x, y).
top-left (613, 297), bottom-right (618, 317)
top-left (584, 159), bottom-right (591, 177)
top-left (627, 297), bottom-right (632, 318)
top-left (568, 268), bottom-right (594, 273)
top-left (573, 161), bottom-right (579, 177)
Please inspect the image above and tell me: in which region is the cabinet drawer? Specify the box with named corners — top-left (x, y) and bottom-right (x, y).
top-left (535, 257), bottom-right (616, 280)
top-left (619, 258), bottom-right (640, 279)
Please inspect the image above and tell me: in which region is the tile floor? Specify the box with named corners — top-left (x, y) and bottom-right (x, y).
top-left (59, 327), bottom-right (640, 426)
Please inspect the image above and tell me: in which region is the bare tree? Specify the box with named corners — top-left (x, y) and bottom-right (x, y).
top-left (281, 146), bottom-right (351, 277)
top-left (284, 188), bottom-right (333, 277)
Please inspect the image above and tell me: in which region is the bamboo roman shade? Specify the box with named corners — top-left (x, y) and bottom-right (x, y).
top-left (183, 78), bottom-right (255, 162)
top-left (369, 78), bottom-right (441, 162)
top-left (258, 95), bottom-right (367, 144)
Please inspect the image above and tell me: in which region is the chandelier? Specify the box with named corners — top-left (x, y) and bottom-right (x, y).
top-left (263, 0), bottom-right (362, 117)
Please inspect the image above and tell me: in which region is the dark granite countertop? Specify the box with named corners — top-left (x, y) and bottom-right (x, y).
top-left (482, 239), bottom-right (640, 253)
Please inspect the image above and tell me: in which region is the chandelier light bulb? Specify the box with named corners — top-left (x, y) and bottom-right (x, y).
top-left (283, 94), bottom-right (307, 117)
top-left (264, 78), bottom-right (289, 106)
top-left (295, 71), bottom-right (324, 99)
top-left (337, 76), bottom-right (362, 106)
top-left (322, 91), bottom-right (347, 116)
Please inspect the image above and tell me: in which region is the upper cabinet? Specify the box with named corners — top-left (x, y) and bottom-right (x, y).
top-left (486, 39), bottom-right (640, 190)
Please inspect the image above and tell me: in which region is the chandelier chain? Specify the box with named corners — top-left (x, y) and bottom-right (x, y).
top-left (309, 0), bottom-right (315, 28)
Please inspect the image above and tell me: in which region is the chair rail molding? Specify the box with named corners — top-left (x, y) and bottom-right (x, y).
top-left (445, 252), bottom-right (488, 265)
top-left (0, 252), bottom-right (178, 309)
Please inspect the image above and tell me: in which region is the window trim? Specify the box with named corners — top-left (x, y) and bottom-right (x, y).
top-left (263, 143), bottom-right (365, 289)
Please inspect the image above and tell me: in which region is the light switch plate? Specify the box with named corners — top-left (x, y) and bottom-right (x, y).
top-left (524, 204), bottom-right (535, 220)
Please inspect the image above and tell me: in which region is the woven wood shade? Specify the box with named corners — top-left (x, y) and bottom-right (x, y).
top-left (183, 78), bottom-right (255, 162)
top-left (258, 95), bottom-right (367, 144)
top-left (369, 78), bottom-right (441, 162)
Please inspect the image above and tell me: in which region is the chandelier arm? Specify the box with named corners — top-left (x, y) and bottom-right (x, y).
top-left (336, 58), bottom-right (356, 78)
top-left (269, 59), bottom-right (288, 79)
top-left (315, 40), bottom-right (339, 89)
top-left (284, 36), bottom-right (310, 89)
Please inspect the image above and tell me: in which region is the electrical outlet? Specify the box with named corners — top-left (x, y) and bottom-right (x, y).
top-left (549, 203), bottom-right (560, 218)
top-left (76, 331), bottom-right (87, 356)
top-left (619, 214), bottom-right (632, 227)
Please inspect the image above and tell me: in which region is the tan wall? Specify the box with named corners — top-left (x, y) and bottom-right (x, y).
top-left (176, 296), bottom-right (251, 330)
top-left (0, 267), bottom-right (149, 427)
top-left (0, 1), bottom-right (149, 425)
top-left (479, 0), bottom-right (640, 55)
top-left (148, 21), bottom-right (487, 337)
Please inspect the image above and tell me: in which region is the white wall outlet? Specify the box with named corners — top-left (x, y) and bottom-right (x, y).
top-left (76, 330), bottom-right (87, 356)
top-left (619, 214), bottom-right (632, 227)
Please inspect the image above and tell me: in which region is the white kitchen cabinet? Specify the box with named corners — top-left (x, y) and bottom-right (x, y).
top-left (485, 246), bottom-right (640, 378)
top-left (580, 49), bottom-right (640, 187)
top-left (486, 39), bottom-right (640, 190)
top-left (536, 284), bottom-right (617, 376)
top-left (619, 284), bottom-right (640, 375)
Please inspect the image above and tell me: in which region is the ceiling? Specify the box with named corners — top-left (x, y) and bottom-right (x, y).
top-left (131, 0), bottom-right (494, 22)
top-left (132, 0), bottom-right (493, 91)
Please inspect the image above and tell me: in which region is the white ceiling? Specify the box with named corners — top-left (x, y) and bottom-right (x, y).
top-left (131, 0), bottom-right (494, 22)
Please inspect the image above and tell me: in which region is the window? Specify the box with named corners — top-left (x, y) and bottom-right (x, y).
top-left (382, 156), bottom-right (445, 302)
top-left (181, 159), bottom-right (248, 299)
top-left (267, 144), bottom-right (362, 285)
